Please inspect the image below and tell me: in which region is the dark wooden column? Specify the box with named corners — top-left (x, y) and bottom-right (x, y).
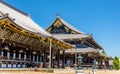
top-left (57, 49), bottom-right (60, 68)
top-left (43, 48), bottom-right (47, 68)
top-left (62, 50), bottom-right (65, 68)
top-left (88, 58), bottom-right (91, 63)
top-left (0, 43), bottom-right (2, 68)
top-left (70, 54), bottom-right (73, 66)
top-left (0, 43), bottom-right (2, 56)
top-left (29, 49), bottom-right (31, 60)
top-left (51, 49), bottom-right (53, 68)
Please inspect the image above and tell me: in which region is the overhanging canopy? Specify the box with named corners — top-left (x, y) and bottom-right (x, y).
top-left (0, 1), bottom-right (51, 37)
top-left (53, 34), bottom-right (89, 40)
top-left (65, 47), bottom-right (99, 53)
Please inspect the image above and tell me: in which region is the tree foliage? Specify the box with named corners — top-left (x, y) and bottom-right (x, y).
top-left (113, 56), bottom-right (120, 70)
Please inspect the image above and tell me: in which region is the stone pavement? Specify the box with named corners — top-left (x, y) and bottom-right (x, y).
top-left (0, 69), bottom-right (120, 74)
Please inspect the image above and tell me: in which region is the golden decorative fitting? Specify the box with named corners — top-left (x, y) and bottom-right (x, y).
top-left (64, 26), bottom-right (69, 32)
top-left (72, 31), bottom-right (77, 34)
top-left (54, 20), bottom-right (62, 27)
top-left (82, 52), bottom-right (85, 54)
top-left (57, 41), bottom-right (60, 43)
top-left (21, 30), bottom-right (25, 33)
top-left (47, 27), bottom-right (52, 32)
top-left (48, 38), bottom-right (52, 42)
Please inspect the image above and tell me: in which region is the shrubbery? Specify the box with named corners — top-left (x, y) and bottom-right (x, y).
top-left (113, 56), bottom-right (120, 70)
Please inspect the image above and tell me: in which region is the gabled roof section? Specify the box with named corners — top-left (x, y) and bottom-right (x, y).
top-left (46, 15), bottom-right (103, 50)
top-left (0, 17), bottom-right (75, 49)
top-left (89, 36), bottom-right (103, 49)
top-left (46, 15), bottom-right (84, 34)
top-left (0, 0), bottom-right (51, 37)
top-left (0, 0), bottom-right (28, 16)
top-left (56, 15), bottom-right (84, 34)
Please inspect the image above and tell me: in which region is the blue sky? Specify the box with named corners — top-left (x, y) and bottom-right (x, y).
top-left (4, 0), bottom-right (120, 57)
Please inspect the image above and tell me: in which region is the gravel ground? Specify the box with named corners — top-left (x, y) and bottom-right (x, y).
top-left (0, 69), bottom-right (120, 74)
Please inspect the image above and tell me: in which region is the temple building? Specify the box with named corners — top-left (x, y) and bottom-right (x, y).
top-left (0, 1), bottom-right (74, 68)
top-left (0, 0), bottom-right (112, 69)
top-left (46, 15), bottom-right (110, 68)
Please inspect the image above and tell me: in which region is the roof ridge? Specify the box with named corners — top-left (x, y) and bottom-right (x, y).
top-left (56, 15), bottom-right (85, 34)
top-left (0, 0), bottom-right (30, 17)
top-left (0, 0), bottom-right (52, 37)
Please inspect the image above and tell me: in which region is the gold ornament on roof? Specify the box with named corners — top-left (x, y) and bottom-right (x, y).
top-left (54, 20), bottom-right (62, 27)
top-left (64, 26), bottom-right (69, 32)
top-left (47, 27), bottom-right (52, 32)
top-left (72, 31), bottom-right (77, 34)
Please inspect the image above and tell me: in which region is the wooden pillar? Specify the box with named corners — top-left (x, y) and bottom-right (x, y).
top-left (1, 50), bottom-right (4, 59)
top-left (7, 51), bottom-right (10, 60)
top-left (29, 50), bottom-right (31, 60)
top-left (33, 54), bottom-right (35, 62)
top-left (19, 52), bottom-right (21, 60)
top-left (62, 50), bottom-right (65, 68)
top-left (33, 51), bottom-right (37, 62)
top-left (13, 51), bottom-right (16, 60)
top-left (57, 49), bottom-right (60, 68)
top-left (37, 54), bottom-right (39, 63)
top-left (88, 58), bottom-right (90, 64)
top-left (0, 44), bottom-right (2, 56)
top-left (43, 48), bottom-right (47, 68)
top-left (51, 49), bottom-right (53, 68)
top-left (24, 52), bottom-right (26, 61)
top-left (0, 44), bottom-right (2, 68)
top-left (70, 54), bottom-right (72, 66)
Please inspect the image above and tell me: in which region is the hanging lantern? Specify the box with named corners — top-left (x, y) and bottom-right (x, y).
top-left (53, 55), bottom-right (55, 59)
top-left (4, 45), bottom-right (9, 51)
top-left (32, 51), bottom-right (36, 55)
top-left (19, 50), bottom-right (23, 53)
top-left (1, 25), bottom-right (6, 31)
top-left (47, 55), bottom-right (50, 59)
top-left (41, 53), bottom-right (44, 56)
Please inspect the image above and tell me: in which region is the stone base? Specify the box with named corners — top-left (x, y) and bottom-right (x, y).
top-left (76, 70), bottom-right (84, 74)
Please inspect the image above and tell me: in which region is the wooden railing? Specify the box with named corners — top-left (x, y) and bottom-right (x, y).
top-left (0, 56), bottom-right (31, 62)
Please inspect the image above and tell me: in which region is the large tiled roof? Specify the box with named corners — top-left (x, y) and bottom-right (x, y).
top-left (0, 0), bottom-right (51, 37)
top-left (56, 15), bottom-right (84, 34)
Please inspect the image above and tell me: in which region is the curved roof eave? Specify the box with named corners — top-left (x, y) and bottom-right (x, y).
top-left (52, 34), bottom-right (89, 40)
top-left (46, 15), bottom-right (85, 34)
top-left (56, 15), bottom-right (85, 34)
top-left (65, 47), bottom-right (99, 53)
top-left (0, 0), bottom-right (52, 37)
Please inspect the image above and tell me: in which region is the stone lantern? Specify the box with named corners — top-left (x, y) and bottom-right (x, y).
top-left (76, 54), bottom-right (84, 74)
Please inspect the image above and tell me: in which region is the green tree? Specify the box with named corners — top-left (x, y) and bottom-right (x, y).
top-left (113, 56), bottom-right (120, 70)
top-left (119, 58), bottom-right (120, 69)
